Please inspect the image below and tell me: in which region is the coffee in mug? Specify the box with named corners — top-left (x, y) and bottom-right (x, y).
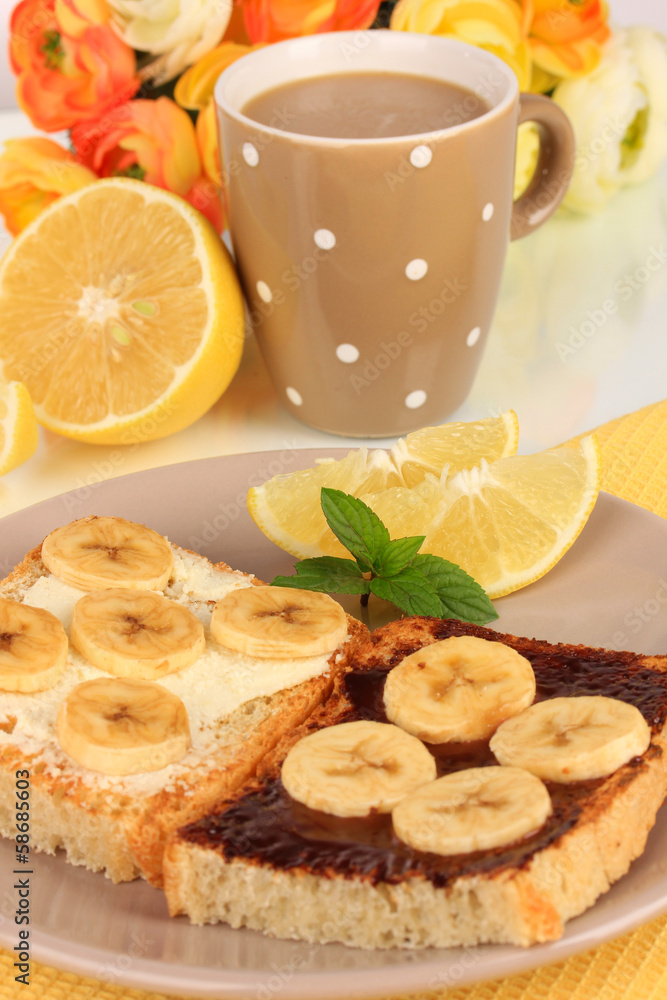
top-left (242, 72), bottom-right (490, 138)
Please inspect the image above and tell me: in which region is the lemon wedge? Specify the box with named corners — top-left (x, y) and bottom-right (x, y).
top-left (247, 412), bottom-right (519, 560)
top-left (363, 436), bottom-right (601, 599)
top-left (0, 380), bottom-right (38, 475)
top-left (248, 448), bottom-right (403, 559)
top-left (390, 410), bottom-right (519, 487)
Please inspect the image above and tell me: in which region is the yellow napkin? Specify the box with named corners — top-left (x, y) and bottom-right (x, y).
top-left (2, 398), bottom-right (667, 1000)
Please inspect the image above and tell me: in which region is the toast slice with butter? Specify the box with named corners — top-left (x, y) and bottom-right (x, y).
top-left (164, 616), bottom-right (667, 948)
top-left (0, 516), bottom-right (367, 886)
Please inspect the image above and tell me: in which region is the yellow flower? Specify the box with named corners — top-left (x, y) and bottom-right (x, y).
top-left (196, 100), bottom-right (222, 189)
top-left (390, 0), bottom-right (532, 90)
top-left (175, 42), bottom-right (263, 111)
top-left (529, 0), bottom-right (610, 81)
top-left (514, 122), bottom-right (540, 199)
top-left (0, 137), bottom-right (96, 235)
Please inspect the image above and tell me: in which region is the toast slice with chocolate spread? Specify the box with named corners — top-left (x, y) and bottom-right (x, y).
top-left (163, 616), bottom-right (667, 949)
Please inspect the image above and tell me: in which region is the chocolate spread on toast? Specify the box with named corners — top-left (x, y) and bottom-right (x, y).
top-left (180, 620), bottom-right (667, 886)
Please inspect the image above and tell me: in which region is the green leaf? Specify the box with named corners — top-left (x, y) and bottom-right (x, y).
top-left (41, 30), bottom-right (64, 70)
top-left (267, 488), bottom-right (497, 625)
top-left (370, 568), bottom-right (443, 617)
top-left (412, 554), bottom-right (498, 624)
top-left (320, 488), bottom-right (389, 574)
top-left (272, 557), bottom-right (370, 595)
top-left (376, 535), bottom-right (425, 577)
top-left (114, 163), bottom-right (147, 181)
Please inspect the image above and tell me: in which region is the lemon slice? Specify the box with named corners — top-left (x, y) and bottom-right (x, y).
top-left (0, 178), bottom-right (244, 444)
top-left (0, 380), bottom-right (38, 475)
top-left (247, 412), bottom-right (520, 560)
top-left (390, 410), bottom-right (519, 487)
top-left (247, 448), bottom-right (402, 559)
top-left (362, 436), bottom-right (601, 599)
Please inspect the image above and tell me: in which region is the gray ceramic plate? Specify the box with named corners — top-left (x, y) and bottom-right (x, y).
top-left (1, 449), bottom-right (667, 999)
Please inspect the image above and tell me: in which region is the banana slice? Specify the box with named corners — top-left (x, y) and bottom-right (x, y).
top-left (70, 590), bottom-right (205, 680)
top-left (281, 719), bottom-right (437, 817)
top-left (56, 676), bottom-right (190, 775)
top-left (211, 585), bottom-right (347, 658)
top-left (383, 636), bottom-right (535, 743)
top-left (41, 516), bottom-right (173, 591)
top-left (489, 695), bottom-right (651, 782)
top-left (392, 766), bottom-right (552, 855)
top-left (0, 598), bottom-right (68, 693)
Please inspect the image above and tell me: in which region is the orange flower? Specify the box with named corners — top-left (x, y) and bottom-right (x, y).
top-left (223, 1), bottom-right (251, 44)
top-left (71, 97), bottom-right (224, 230)
top-left (0, 137), bottom-right (97, 235)
top-left (186, 175), bottom-right (225, 234)
top-left (529, 0), bottom-right (611, 78)
top-left (243, 0), bottom-right (381, 44)
top-left (9, 0), bottom-right (140, 133)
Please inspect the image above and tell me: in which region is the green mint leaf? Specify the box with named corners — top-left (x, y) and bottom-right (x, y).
top-left (272, 556), bottom-right (370, 595)
top-left (320, 488), bottom-right (389, 574)
top-left (370, 568), bottom-right (443, 617)
top-left (412, 553), bottom-right (498, 624)
top-left (376, 535), bottom-right (425, 577)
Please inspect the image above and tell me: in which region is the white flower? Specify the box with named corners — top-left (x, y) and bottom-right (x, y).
top-left (107, 0), bottom-right (233, 84)
top-left (552, 27), bottom-right (667, 214)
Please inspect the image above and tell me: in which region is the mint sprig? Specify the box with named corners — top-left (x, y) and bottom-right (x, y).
top-left (271, 488), bottom-right (498, 625)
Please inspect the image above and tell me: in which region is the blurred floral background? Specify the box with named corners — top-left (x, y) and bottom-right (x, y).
top-left (1, 0), bottom-right (666, 238)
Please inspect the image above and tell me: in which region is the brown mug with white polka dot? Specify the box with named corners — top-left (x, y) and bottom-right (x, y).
top-left (215, 32), bottom-right (574, 436)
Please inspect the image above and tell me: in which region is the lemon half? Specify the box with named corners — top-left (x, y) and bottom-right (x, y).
top-left (0, 178), bottom-right (244, 444)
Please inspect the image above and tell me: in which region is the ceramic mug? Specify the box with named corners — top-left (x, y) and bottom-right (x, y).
top-left (215, 32), bottom-right (574, 437)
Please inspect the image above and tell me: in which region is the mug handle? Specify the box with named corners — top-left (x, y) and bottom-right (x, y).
top-left (511, 93), bottom-right (576, 241)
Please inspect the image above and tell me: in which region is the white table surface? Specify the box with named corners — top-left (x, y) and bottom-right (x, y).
top-left (0, 1), bottom-right (666, 519)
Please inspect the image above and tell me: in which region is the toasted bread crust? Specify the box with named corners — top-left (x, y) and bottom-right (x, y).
top-left (0, 537), bottom-right (368, 886)
top-left (163, 617), bottom-right (667, 948)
